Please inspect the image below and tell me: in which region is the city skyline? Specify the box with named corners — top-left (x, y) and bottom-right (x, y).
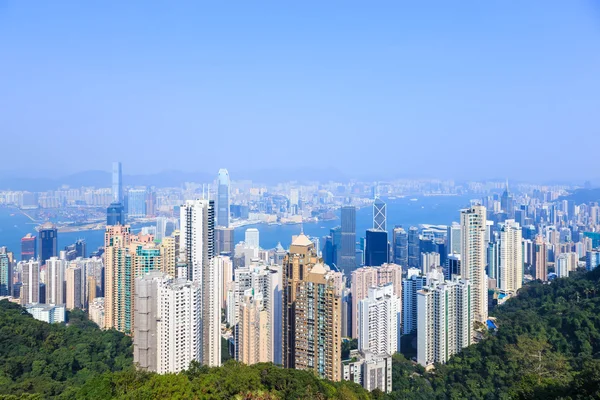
top-left (1, 1), bottom-right (599, 181)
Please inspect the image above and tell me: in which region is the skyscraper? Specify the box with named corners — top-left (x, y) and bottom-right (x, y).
top-left (365, 229), bottom-right (388, 267)
top-left (447, 223), bottom-right (461, 255)
top-left (215, 227), bottom-right (234, 255)
top-left (216, 169), bottom-right (230, 228)
top-left (107, 202), bottom-right (125, 226)
top-left (0, 250), bottom-right (12, 297)
top-left (39, 222), bottom-right (58, 265)
top-left (498, 220), bottom-right (523, 293)
top-left (179, 199), bottom-right (220, 366)
top-left (65, 266), bottom-right (83, 310)
top-left (237, 290), bottom-right (269, 365)
top-left (282, 234), bottom-right (342, 381)
top-left (134, 272), bottom-right (202, 374)
top-left (104, 225), bottom-right (133, 333)
top-left (21, 233), bottom-right (37, 261)
top-left (46, 257), bottom-right (65, 305)
top-left (534, 235), bottom-right (548, 281)
top-left (392, 227), bottom-right (408, 267)
top-left (128, 189), bottom-right (147, 218)
top-left (408, 227), bottom-right (420, 269)
top-left (20, 259), bottom-right (40, 304)
top-left (417, 277), bottom-right (472, 367)
top-left (401, 272), bottom-right (427, 335)
top-left (358, 283), bottom-right (398, 355)
top-left (340, 206), bottom-right (356, 275)
top-left (373, 197), bottom-right (386, 232)
top-left (112, 161), bottom-right (123, 203)
top-left (460, 205), bottom-right (488, 325)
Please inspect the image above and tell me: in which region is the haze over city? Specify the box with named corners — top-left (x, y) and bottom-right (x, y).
top-left (2, 1), bottom-right (600, 181)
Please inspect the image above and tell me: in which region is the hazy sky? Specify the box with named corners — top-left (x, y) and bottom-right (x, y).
top-left (1, 1), bottom-right (599, 181)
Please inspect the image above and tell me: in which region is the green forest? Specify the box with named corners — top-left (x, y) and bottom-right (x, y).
top-left (2, 268), bottom-right (600, 399)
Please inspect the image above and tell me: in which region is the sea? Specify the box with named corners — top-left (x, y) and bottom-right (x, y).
top-left (0, 195), bottom-right (474, 257)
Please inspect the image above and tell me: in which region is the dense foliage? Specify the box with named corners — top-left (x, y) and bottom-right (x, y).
top-left (2, 268), bottom-right (600, 399)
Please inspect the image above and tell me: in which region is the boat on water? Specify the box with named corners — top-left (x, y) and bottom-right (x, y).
top-left (410, 198), bottom-right (418, 201)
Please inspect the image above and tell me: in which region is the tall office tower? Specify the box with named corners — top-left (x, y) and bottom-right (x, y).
top-left (447, 223), bottom-right (461, 255)
top-left (237, 290), bottom-right (269, 365)
top-left (245, 228), bottom-right (260, 249)
top-left (20, 259), bottom-right (40, 304)
top-left (65, 266), bottom-right (82, 310)
top-left (107, 202), bottom-right (125, 226)
top-left (350, 264), bottom-right (402, 339)
top-left (180, 199), bottom-right (220, 366)
top-left (134, 272), bottom-right (202, 374)
top-left (487, 240), bottom-right (500, 283)
top-left (180, 199), bottom-right (214, 282)
top-left (460, 205), bottom-right (488, 324)
top-left (273, 242), bottom-right (287, 266)
top-left (112, 161), bottom-right (123, 203)
top-left (340, 206), bottom-right (357, 275)
top-left (289, 188), bottom-right (300, 214)
top-left (330, 226), bottom-right (342, 267)
top-left (128, 189), bottom-right (147, 218)
top-left (500, 181), bottom-right (514, 219)
top-left (443, 254), bottom-right (461, 281)
top-left (392, 227), bottom-right (408, 267)
top-left (282, 234), bottom-right (342, 381)
top-left (46, 257), bottom-right (65, 305)
top-left (365, 229), bottom-right (388, 267)
top-left (498, 220), bottom-right (523, 293)
top-left (39, 222), bottom-right (58, 265)
top-left (401, 272), bottom-right (428, 335)
top-left (21, 234), bottom-right (37, 261)
top-left (420, 252), bottom-right (440, 275)
top-left (408, 227), bottom-right (420, 269)
top-left (215, 227), bottom-right (234, 255)
top-left (534, 235), bottom-right (548, 280)
top-left (217, 256), bottom-right (233, 309)
top-left (104, 225), bottom-right (133, 333)
top-left (159, 234), bottom-right (178, 278)
top-left (417, 277), bottom-right (472, 367)
top-left (216, 169), bottom-right (231, 228)
top-left (74, 239), bottom-right (86, 258)
top-left (358, 283), bottom-right (398, 355)
top-left (373, 198), bottom-right (387, 231)
top-left (0, 250), bottom-right (12, 296)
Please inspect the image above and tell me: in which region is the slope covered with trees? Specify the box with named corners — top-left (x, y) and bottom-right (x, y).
top-left (2, 268), bottom-right (600, 399)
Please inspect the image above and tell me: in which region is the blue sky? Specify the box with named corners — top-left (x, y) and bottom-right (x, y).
top-left (1, 1), bottom-right (599, 181)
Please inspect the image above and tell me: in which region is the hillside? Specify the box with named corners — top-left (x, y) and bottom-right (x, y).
top-left (2, 269), bottom-right (600, 399)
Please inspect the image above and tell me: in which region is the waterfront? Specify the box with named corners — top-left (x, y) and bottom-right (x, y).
top-left (0, 195), bottom-right (473, 259)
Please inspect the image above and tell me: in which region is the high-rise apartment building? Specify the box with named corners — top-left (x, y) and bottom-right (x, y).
top-left (159, 233), bottom-right (179, 278)
top-left (39, 222), bottom-right (58, 265)
top-left (408, 227), bottom-right (420, 269)
top-left (365, 229), bottom-right (388, 267)
top-left (46, 257), bottom-right (65, 305)
top-left (534, 235), bottom-right (548, 280)
top-left (339, 206), bottom-right (357, 275)
top-left (373, 198), bottom-right (386, 232)
top-left (179, 199), bottom-right (220, 366)
top-left (21, 233), bottom-right (37, 261)
top-left (282, 234), bottom-right (342, 381)
top-left (420, 252), bottom-right (440, 275)
top-left (237, 290), bottom-right (269, 365)
top-left (460, 205), bottom-right (488, 324)
top-left (0, 250), bottom-right (12, 297)
top-left (216, 169), bottom-right (230, 228)
top-left (358, 283), bottom-right (398, 356)
top-left (20, 259), bottom-right (40, 304)
top-left (401, 272), bottom-right (428, 335)
top-left (392, 227), bottom-right (408, 267)
top-left (417, 277), bottom-right (472, 367)
top-left (65, 266), bottom-right (82, 310)
top-left (104, 225), bottom-right (133, 333)
top-left (134, 272), bottom-right (202, 374)
top-left (350, 264), bottom-right (402, 339)
top-left (498, 220), bottom-right (523, 293)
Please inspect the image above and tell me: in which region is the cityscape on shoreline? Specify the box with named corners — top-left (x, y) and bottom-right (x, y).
top-left (1, 161), bottom-right (599, 394)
